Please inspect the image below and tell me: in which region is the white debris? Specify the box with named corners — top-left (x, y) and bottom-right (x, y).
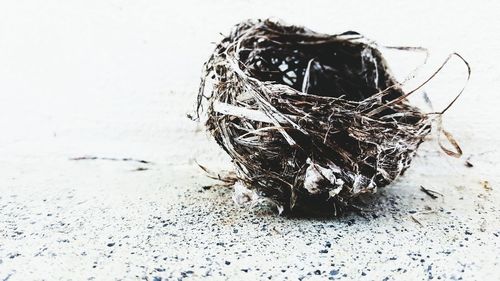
top-left (232, 180), bottom-right (259, 206)
top-left (352, 174), bottom-right (376, 194)
top-left (303, 158), bottom-right (344, 197)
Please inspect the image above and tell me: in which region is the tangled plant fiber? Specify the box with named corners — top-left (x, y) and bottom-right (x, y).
top-left (196, 19), bottom-right (469, 215)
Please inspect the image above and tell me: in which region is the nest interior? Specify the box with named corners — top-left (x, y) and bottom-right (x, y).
top-left (198, 19), bottom-right (432, 215)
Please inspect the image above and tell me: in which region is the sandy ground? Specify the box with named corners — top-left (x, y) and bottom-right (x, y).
top-left (1, 1), bottom-right (499, 280)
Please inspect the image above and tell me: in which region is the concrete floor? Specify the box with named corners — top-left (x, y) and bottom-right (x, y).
top-left (1, 1), bottom-right (499, 280)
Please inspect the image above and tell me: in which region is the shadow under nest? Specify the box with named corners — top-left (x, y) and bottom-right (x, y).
top-left (197, 19), bottom-right (433, 216)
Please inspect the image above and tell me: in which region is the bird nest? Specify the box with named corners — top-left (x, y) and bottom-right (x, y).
top-left (196, 19), bottom-right (467, 215)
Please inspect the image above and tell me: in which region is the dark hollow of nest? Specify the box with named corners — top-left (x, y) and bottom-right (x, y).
top-left (197, 19), bottom-right (434, 215)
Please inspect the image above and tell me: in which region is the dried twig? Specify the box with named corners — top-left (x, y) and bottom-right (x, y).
top-left (420, 186), bottom-right (443, 199)
top-left (195, 160), bottom-right (238, 186)
top-left (410, 215), bottom-right (424, 227)
top-left (70, 156), bottom-right (152, 164)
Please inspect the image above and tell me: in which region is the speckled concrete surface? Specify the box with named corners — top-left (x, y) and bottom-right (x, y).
top-left (1, 1), bottom-right (499, 280)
